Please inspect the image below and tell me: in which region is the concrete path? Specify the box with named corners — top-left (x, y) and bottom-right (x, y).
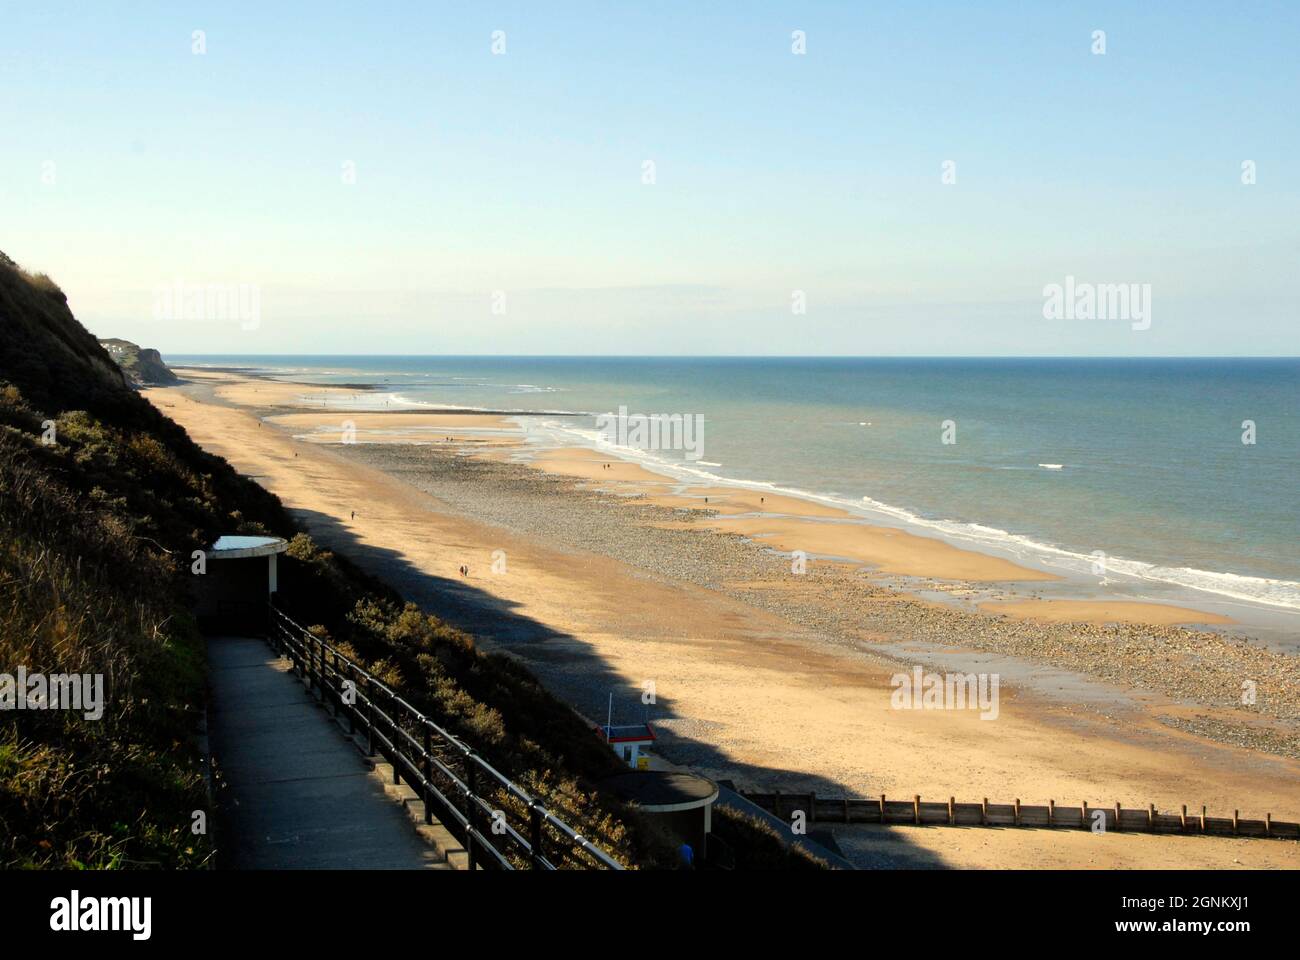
top-left (206, 636), bottom-right (450, 869)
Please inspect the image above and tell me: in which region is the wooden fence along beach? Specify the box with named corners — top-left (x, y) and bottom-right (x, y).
top-left (742, 791), bottom-right (1300, 840)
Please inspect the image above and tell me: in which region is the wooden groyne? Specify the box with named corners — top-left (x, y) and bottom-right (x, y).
top-left (741, 790), bottom-right (1300, 840)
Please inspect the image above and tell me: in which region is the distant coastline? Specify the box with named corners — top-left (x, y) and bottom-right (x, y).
top-left (165, 355), bottom-right (1300, 645)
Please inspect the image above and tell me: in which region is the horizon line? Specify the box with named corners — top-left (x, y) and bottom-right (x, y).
top-left (159, 353), bottom-right (1300, 360)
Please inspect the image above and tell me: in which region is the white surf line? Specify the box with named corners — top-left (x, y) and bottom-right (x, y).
top-left (525, 419), bottom-right (1300, 615)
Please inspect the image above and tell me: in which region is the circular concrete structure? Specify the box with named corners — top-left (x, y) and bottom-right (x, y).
top-left (603, 771), bottom-right (719, 863)
top-left (209, 535), bottom-right (288, 559)
top-left (603, 771), bottom-right (719, 813)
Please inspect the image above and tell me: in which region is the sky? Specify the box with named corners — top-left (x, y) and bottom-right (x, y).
top-left (1, 1), bottom-right (1297, 356)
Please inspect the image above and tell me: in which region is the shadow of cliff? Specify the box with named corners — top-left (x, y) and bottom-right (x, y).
top-left (280, 504), bottom-right (948, 868)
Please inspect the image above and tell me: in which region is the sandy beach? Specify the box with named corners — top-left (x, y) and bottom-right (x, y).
top-left (980, 599), bottom-right (1236, 627)
top-left (147, 369), bottom-right (1300, 869)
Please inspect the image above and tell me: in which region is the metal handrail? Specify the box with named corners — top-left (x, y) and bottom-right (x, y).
top-left (265, 601), bottom-right (625, 870)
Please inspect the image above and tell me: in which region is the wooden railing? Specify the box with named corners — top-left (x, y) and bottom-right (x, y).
top-left (742, 790), bottom-right (1300, 840)
top-left (267, 602), bottom-right (624, 870)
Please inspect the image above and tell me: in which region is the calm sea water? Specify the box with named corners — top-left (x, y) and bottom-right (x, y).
top-left (170, 356), bottom-right (1300, 618)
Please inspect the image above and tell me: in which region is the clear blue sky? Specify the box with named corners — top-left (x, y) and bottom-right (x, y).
top-left (2, 1), bottom-right (1296, 355)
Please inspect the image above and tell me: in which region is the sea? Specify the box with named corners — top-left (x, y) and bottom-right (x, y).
top-left (166, 356), bottom-right (1300, 646)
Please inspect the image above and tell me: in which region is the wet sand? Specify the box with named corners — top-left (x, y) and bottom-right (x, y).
top-left (702, 516), bottom-right (1060, 583)
top-left (981, 599), bottom-right (1236, 627)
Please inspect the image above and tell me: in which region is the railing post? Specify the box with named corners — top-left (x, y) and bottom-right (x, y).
top-left (345, 662), bottom-right (355, 735)
top-left (423, 728), bottom-right (434, 816)
top-left (389, 691), bottom-right (399, 785)
top-left (365, 677), bottom-right (375, 758)
top-left (319, 642), bottom-right (330, 712)
top-left (321, 647), bottom-right (331, 713)
top-left (282, 617), bottom-right (294, 672)
top-left (464, 757), bottom-right (478, 870)
top-left (530, 803), bottom-right (545, 869)
top-left (422, 726), bottom-right (433, 825)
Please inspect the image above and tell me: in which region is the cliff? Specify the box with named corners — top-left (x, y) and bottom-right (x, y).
top-left (98, 337), bottom-right (180, 384)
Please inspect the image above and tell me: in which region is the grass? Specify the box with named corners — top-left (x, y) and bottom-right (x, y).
top-left (710, 807), bottom-right (831, 870)
top-left (0, 390), bottom-right (218, 867)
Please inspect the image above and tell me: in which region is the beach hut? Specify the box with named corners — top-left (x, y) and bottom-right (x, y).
top-left (596, 722), bottom-right (656, 769)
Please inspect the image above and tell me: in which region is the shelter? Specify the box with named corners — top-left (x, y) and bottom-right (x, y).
top-left (192, 535), bottom-right (288, 632)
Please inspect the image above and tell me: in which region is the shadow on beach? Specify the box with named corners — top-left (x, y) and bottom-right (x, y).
top-left (283, 505), bottom-right (947, 868)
